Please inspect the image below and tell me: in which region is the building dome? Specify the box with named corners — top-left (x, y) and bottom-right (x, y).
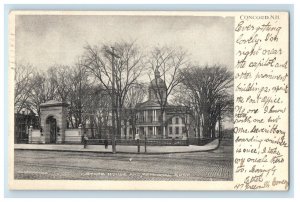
top-left (149, 68), bottom-right (167, 89)
top-left (149, 77), bottom-right (167, 89)
top-left (148, 68), bottom-right (167, 102)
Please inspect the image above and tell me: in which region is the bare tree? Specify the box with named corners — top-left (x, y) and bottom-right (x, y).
top-left (67, 63), bottom-right (94, 128)
top-left (147, 46), bottom-right (188, 138)
top-left (180, 65), bottom-right (233, 138)
top-left (82, 41), bottom-right (145, 138)
top-left (48, 65), bottom-right (72, 102)
top-left (123, 83), bottom-right (147, 139)
top-left (170, 85), bottom-right (201, 138)
top-left (24, 63), bottom-right (98, 130)
top-left (84, 85), bottom-right (112, 139)
top-left (14, 64), bottom-right (37, 114)
top-left (28, 69), bottom-right (58, 127)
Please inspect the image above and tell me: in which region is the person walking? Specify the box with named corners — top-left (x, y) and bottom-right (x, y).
top-left (83, 134), bottom-right (88, 149)
top-left (104, 138), bottom-right (108, 149)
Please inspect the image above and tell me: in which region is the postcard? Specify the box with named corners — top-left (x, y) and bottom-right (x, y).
top-left (8, 11), bottom-right (289, 190)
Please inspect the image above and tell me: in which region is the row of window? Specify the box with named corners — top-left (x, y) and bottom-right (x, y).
top-left (168, 117), bottom-right (185, 125)
top-left (137, 116), bottom-right (160, 122)
top-left (135, 111), bottom-right (186, 125)
top-left (169, 126), bottom-right (186, 135)
top-left (126, 126), bottom-right (187, 136)
top-left (128, 126), bottom-right (159, 136)
top-left (137, 116), bottom-right (186, 124)
top-left (136, 110), bottom-right (159, 123)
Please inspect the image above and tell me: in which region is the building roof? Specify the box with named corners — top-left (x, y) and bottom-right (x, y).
top-left (136, 100), bottom-right (160, 109)
top-left (40, 100), bottom-right (69, 107)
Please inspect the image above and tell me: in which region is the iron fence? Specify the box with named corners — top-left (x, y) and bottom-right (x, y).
top-left (17, 138), bottom-right (29, 144)
top-left (86, 139), bottom-right (112, 145)
top-left (85, 138), bottom-right (215, 146)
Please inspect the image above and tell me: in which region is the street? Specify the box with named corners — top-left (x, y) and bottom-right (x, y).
top-left (14, 144), bottom-right (233, 181)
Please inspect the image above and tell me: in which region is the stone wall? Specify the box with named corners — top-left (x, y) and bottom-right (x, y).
top-left (28, 129), bottom-right (43, 144)
top-left (65, 128), bottom-right (82, 144)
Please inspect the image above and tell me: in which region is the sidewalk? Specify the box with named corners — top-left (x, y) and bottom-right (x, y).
top-left (14, 139), bottom-right (219, 154)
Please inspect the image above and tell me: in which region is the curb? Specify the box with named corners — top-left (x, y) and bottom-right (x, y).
top-left (14, 146), bottom-right (219, 155)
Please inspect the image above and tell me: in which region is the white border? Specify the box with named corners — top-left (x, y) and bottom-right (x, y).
top-left (1, 0), bottom-right (299, 201)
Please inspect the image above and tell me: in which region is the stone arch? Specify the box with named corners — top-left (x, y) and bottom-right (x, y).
top-left (44, 115), bottom-right (58, 143)
top-left (40, 100), bottom-right (68, 144)
top-left (44, 114), bottom-right (60, 125)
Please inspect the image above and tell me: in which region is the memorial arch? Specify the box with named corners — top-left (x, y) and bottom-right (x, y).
top-left (40, 100), bottom-right (68, 144)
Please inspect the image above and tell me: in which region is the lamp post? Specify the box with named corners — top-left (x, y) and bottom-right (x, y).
top-left (105, 46), bottom-right (120, 154)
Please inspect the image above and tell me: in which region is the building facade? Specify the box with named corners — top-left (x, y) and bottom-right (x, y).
top-left (121, 69), bottom-right (194, 140)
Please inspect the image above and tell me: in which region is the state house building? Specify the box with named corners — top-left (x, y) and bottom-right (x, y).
top-left (121, 69), bottom-right (195, 140)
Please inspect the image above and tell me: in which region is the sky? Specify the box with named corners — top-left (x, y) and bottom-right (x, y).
top-left (15, 14), bottom-right (234, 129)
top-left (15, 14), bottom-right (234, 71)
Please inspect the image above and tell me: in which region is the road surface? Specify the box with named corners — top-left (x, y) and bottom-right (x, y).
top-left (14, 143), bottom-right (233, 181)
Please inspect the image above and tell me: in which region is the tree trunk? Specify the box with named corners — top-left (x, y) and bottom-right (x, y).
top-left (197, 121), bottom-right (201, 139)
top-left (116, 113), bottom-right (121, 139)
top-left (124, 121), bottom-right (127, 139)
top-left (211, 124), bottom-right (216, 139)
top-left (98, 121), bottom-right (102, 139)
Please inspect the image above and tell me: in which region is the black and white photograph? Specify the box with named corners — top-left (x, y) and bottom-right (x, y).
top-left (13, 12), bottom-right (234, 182)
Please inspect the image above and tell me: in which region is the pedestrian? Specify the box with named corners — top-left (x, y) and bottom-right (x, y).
top-left (135, 133), bottom-right (140, 153)
top-left (104, 138), bottom-right (108, 149)
top-left (83, 134), bottom-right (88, 149)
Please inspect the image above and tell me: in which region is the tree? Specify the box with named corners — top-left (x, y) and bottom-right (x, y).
top-left (14, 63), bottom-right (38, 142)
top-left (123, 83), bottom-right (147, 139)
top-left (28, 69), bottom-right (58, 127)
top-left (82, 41), bottom-right (145, 138)
top-left (170, 85), bottom-right (201, 138)
top-left (147, 46), bottom-right (188, 138)
top-left (86, 85), bottom-right (112, 139)
top-left (67, 62), bottom-right (94, 128)
top-left (14, 64), bottom-right (37, 114)
top-left (180, 65), bottom-right (233, 138)
top-left (47, 65), bottom-right (72, 102)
